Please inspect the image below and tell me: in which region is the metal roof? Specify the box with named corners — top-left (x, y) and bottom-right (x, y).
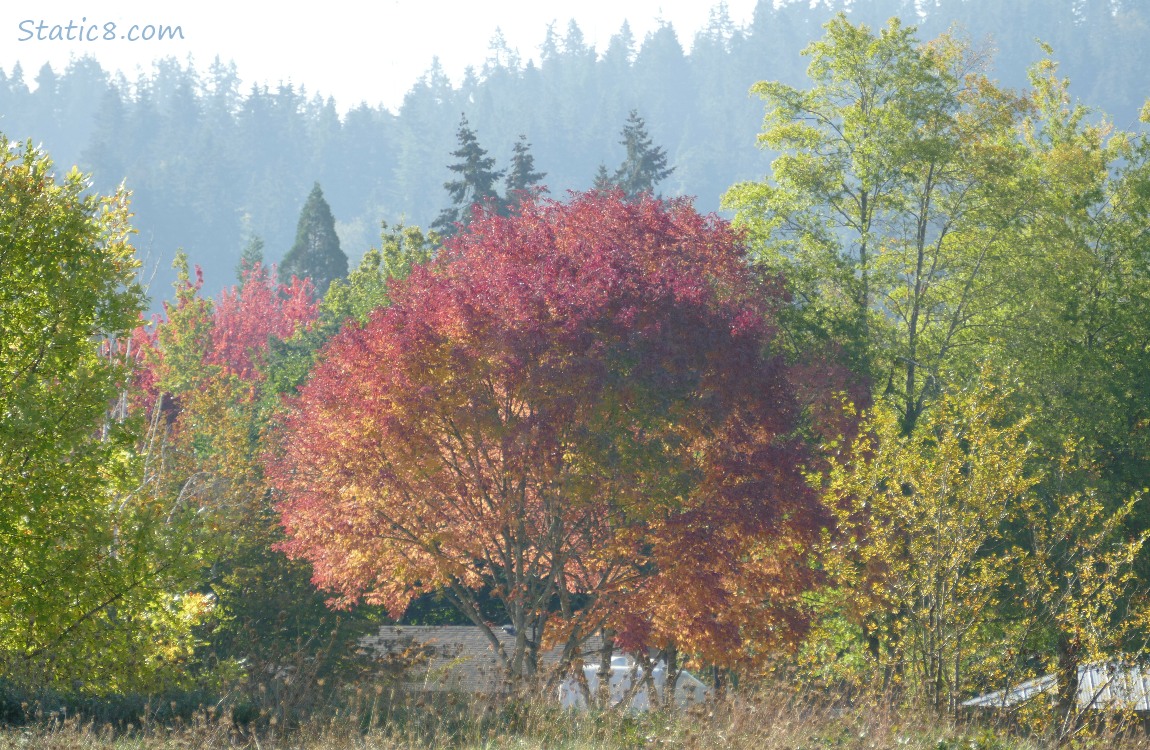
top-left (963, 662), bottom-right (1150, 712)
top-left (360, 625), bottom-right (606, 694)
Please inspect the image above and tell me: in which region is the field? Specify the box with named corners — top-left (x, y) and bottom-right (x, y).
top-left (3, 687), bottom-right (1149, 750)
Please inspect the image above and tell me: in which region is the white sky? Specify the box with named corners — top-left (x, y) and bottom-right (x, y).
top-left (2, 1), bottom-right (758, 113)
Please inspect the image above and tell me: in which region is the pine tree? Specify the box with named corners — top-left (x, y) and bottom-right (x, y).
top-left (432, 114), bottom-right (504, 235)
top-left (278, 183), bottom-right (347, 296)
top-left (592, 164), bottom-right (616, 193)
top-left (612, 109), bottom-right (674, 198)
top-left (236, 234), bottom-right (265, 284)
top-left (502, 134), bottom-right (546, 213)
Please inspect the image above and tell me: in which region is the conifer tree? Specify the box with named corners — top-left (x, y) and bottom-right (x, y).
top-left (432, 114), bottom-right (504, 235)
top-left (592, 163), bottom-right (616, 193)
top-left (612, 109), bottom-right (674, 198)
top-left (278, 183), bottom-right (347, 296)
top-left (502, 134), bottom-right (546, 213)
top-left (236, 234), bottom-right (265, 284)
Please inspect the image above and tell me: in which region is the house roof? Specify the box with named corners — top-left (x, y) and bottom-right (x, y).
top-left (962, 662), bottom-right (1150, 712)
top-left (360, 625), bottom-right (605, 694)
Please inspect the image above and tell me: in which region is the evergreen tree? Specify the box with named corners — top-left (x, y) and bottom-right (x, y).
top-left (236, 233), bottom-right (265, 284)
top-left (592, 163), bottom-right (616, 193)
top-left (502, 134), bottom-right (547, 212)
top-left (432, 114), bottom-right (504, 235)
top-left (278, 182), bottom-right (347, 296)
top-left (612, 109), bottom-right (674, 198)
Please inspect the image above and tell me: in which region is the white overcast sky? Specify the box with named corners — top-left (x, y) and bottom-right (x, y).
top-left (2, 1), bottom-right (759, 112)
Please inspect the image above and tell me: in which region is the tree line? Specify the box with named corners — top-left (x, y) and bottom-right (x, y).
top-left (0, 0), bottom-right (1146, 305)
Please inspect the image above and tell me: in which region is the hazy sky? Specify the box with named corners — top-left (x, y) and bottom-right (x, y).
top-left (3, 1), bottom-right (758, 112)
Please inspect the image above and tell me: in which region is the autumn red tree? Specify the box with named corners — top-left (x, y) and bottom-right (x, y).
top-left (133, 258), bottom-right (317, 393)
top-left (124, 258), bottom-right (357, 705)
top-left (266, 191), bottom-right (830, 680)
top-left (127, 256), bottom-right (317, 532)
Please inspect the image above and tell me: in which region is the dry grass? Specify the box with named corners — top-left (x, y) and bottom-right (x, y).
top-left (3, 686), bottom-right (1150, 750)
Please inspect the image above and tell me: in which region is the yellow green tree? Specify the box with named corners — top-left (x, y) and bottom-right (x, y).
top-left (813, 373), bottom-right (1150, 730)
top-left (130, 255), bottom-right (389, 718)
top-left (320, 221), bottom-right (437, 326)
top-left (1009, 466), bottom-right (1150, 740)
top-left (816, 377), bottom-right (1037, 713)
top-left (0, 136), bottom-right (206, 693)
top-left (998, 56), bottom-right (1150, 512)
top-left (725, 18), bottom-right (1150, 726)
top-left (723, 14), bottom-right (1029, 434)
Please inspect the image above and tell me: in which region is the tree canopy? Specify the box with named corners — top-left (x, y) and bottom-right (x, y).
top-left (0, 136), bottom-right (202, 692)
top-left (267, 190), bottom-right (831, 678)
top-left (723, 14), bottom-right (1029, 433)
top-left (279, 182), bottom-right (347, 296)
top-left (612, 109), bottom-right (675, 198)
top-left (6, 5), bottom-right (1150, 732)
top-left (432, 114), bottom-right (504, 235)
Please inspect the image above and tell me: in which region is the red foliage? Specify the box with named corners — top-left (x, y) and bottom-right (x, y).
top-left (131, 262), bottom-right (317, 404)
top-left (209, 266), bottom-right (317, 381)
top-left (267, 192), bottom-right (832, 667)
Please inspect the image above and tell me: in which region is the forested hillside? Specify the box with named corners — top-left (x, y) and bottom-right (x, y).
top-left (0, 0), bottom-right (1146, 303)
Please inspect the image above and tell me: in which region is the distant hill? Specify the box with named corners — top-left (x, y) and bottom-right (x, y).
top-left (1, 0), bottom-right (1145, 307)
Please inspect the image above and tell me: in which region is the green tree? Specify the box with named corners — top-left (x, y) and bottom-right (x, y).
top-left (723, 15), bottom-right (1028, 433)
top-left (612, 109), bottom-right (674, 198)
top-left (278, 182), bottom-right (348, 296)
top-left (986, 68), bottom-right (1150, 733)
top-left (999, 57), bottom-right (1150, 510)
top-left (591, 163), bottom-right (615, 192)
top-left (0, 136), bottom-right (203, 693)
top-left (432, 114), bottom-right (504, 235)
top-left (236, 233), bottom-right (265, 284)
top-left (818, 377), bottom-right (1038, 713)
top-left (730, 16), bottom-right (1150, 726)
top-left (321, 221), bottom-right (438, 327)
top-left (502, 134), bottom-right (546, 211)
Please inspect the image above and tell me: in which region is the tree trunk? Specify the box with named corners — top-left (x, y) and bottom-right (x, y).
top-left (662, 645), bottom-right (680, 711)
top-left (596, 628), bottom-right (615, 709)
top-left (1055, 634), bottom-right (1081, 745)
top-left (712, 664), bottom-right (726, 698)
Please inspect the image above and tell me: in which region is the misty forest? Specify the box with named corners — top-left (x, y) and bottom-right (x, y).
top-left (3, 0), bottom-right (1150, 748)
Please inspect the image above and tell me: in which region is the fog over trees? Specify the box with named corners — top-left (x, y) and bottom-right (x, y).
top-left (0, 0), bottom-right (1143, 305)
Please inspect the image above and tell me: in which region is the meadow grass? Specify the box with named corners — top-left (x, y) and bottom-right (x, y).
top-left (2, 685), bottom-right (1149, 749)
